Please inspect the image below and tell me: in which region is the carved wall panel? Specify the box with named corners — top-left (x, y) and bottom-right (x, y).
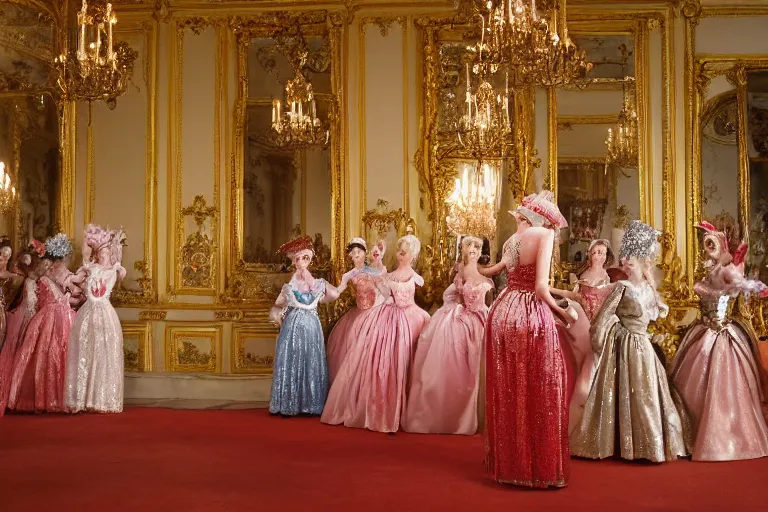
top-left (231, 325), bottom-right (278, 374)
top-left (165, 324), bottom-right (222, 373)
top-left (122, 321), bottom-right (152, 372)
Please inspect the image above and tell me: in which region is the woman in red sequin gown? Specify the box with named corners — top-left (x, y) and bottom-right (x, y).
top-left (481, 191), bottom-right (571, 488)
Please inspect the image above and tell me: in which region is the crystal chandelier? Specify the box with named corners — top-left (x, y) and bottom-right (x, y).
top-left (270, 26), bottom-right (329, 149)
top-left (605, 77), bottom-right (639, 171)
top-left (457, 60), bottom-right (512, 161)
top-left (53, 1), bottom-right (138, 107)
top-left (472, 0), bottom-right (591, 87)
top-left (0, 162), bottom-right (18, 215)
top-left (446, 161), bottom-right (500, 240)
top-left (271, 73), bottom-right (328, 148)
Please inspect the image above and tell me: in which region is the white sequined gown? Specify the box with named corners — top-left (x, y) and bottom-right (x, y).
top-left (64, 263), bottom-right (124, 413)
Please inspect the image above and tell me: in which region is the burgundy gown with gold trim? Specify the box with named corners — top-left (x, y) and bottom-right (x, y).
top-left (484, 239), bottom-right (569, 488)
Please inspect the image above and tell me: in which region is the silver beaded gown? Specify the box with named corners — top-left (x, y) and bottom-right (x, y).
top-left (570, 281), bottom-right (691, 462)
top-left (269, 278), bottom-right (329, 416)
top-left (64, 263), bottom-right (124, 413)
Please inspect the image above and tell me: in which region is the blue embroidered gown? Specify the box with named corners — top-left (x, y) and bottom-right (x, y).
top-left (269, 278), bottom-right (329, 416)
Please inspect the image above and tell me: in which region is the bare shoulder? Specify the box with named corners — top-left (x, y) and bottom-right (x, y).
top-left (521, 226), bottom-right (553, 243)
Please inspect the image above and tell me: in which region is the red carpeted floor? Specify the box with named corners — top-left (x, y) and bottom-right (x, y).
top-left (1, 408), bottom-right (767, 511)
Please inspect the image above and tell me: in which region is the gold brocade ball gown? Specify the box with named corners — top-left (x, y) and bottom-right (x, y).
top-left (570, 279), bottom-right (691, 462)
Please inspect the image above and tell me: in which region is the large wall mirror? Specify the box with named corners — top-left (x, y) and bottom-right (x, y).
top-left (746, 70), bottom-right (768, 281)
top-left (227, 13), bottom-right (344, 302)
top-left (0, 3), bottom-right (59, 249)
top-left (699, 89), bottom-right (740, 251)
top-left (555, 28), bottom-right (642, 271)
top-left (245, 36), bottom-right (332, 266)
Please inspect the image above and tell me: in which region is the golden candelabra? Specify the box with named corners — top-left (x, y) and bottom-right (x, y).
top-left (0, 162), bottom-right (18, 215)
top-left (53, 1), bottom-right (138, 106)
top-left (446, 161), bottom-right (500, 240)
top-left (605, 77), bottom-right (639, 170)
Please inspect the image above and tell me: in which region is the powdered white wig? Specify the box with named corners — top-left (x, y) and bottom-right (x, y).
top-left (398, 234), bottom-right (421, 259)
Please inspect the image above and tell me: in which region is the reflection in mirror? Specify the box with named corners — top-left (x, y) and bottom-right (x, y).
top-left (699, 90), bottom-right (740, 265)
top-left (436, 40), bottom-right (516, 261)
top-left (0, 2), bottom-right (57, 247)
top-left (0, 95), bottom-right (59, 245)
top-left (556, 33), bottom-right (640, 269)
top-left (244, 36), bottom-right (332, 267)
top-left (747, 71), bottom-right (768, 280)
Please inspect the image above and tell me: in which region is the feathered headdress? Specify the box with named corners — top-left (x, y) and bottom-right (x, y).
top-left (84, 223), bottom-right (112, 251)
top-left (511, 190), bottom-right (568, 230)
top-left (619, 220), bottom-right (661, 261)
top-left (45, 233), bottom-right (74, 259)
top-left (29, 239), bottom-right (46, 258)
top-left (277, 236), bottom-right (314, 258)
top-left (695, 220), bottom-right (748, 271)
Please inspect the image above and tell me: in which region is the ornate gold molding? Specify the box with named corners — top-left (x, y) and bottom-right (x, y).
top-left (214, 310), bottom-right (243, 321)
top-left (361, 199), bottom-right (417, 239)
top-left (108, 22), bottom-right (159, 306)
top-left (361, 16), bottom-right (405, 37)
top-left (139, 310), bottom-right (167, 321)
top-left (165, 324), bottom-right (222, 373)
top-left (121, 322), bottom-right (152, 372)
top-left (178, 195), bottom-right (219, 291)
top-left (231, 324), bottom-right (279, 375)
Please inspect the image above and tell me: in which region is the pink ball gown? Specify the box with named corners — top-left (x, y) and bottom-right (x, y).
top-left (321, 270), bottom-right (429, 433)
top-left (402, 273), bottom-right (492, 435)
top-left (484, 239), bottom-right (569, 488)
top-left (7, 276), bottom-right (76, 413)
top-left (670, 264), bottom-right (768, 461)
top-left (0, 278), bottom-right (38, 416)
top-left (325, 267), bottom-right (385, 384)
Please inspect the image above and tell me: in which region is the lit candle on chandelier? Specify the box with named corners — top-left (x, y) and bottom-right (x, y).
top-left (78, 0), bottom-right (88, 61)
top-left (96, 22), bottom-right (103, 63)
top-left (272, 99), bottom-right (278, 123)
top-left (106, 3), bottom-right (114, 61)
top-left (465, 63), bottom-right (472, 116)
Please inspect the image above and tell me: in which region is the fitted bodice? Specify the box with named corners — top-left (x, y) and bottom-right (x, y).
top-left (699, 294), bottom-right (735, 330)
top-left (352, 272), bottom-right (383, 310)
top-left (282, 278), bottom-right (326, 310)
top-left (501, 236), bottom-right (537, 292)
top-left (385, 272), bottom-right (422, 308)
top-left (448, 274), bottom-right (492, 313)
top-left (84, 263), bottom-right (119, 303)
top-left (616, 281), bottom-right (667, 334)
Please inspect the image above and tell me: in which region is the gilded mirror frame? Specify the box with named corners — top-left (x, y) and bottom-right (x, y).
top-left (0, 2), bottom-right (74, 248)
top-left (224, 12), bottom-right (347, 304)
top-left (546, 18), bottom-right (653, 224)
top-left (545, 10), bottom-right (678, 301)
top-left (690, 55), bottom-right (768, 335)
top-left (547, 17), bottom-right (652, 285)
